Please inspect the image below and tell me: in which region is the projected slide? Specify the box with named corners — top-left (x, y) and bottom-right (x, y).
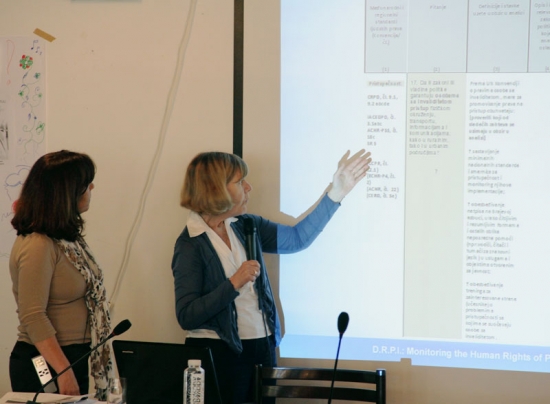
top-left (279, 0), bottom-right (550, 372)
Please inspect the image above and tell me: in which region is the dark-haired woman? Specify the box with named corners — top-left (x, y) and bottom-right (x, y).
top-left (8, 150), bottom-right (113, 399)
top-left (172, 150), bottom-right (371, 404)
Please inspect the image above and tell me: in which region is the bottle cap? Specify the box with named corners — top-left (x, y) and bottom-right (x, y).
top-left (188, 359), bottom-right (201, 367)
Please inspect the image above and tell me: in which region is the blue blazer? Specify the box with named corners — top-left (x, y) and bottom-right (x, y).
top-left (172, 193), bottom-right (340, 353)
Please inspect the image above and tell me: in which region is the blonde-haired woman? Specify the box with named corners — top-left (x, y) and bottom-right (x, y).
top-left (172, 150), bottom-right (371, 404)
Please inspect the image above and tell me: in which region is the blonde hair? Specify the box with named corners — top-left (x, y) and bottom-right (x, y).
top-left (180, 152), bottom-right (248, 215)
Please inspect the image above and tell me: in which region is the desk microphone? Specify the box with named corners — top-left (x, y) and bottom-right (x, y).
top-left (328, 312), bottom-right (349, 404)
top-left (337, 312), bottom-right (349, 336)
top-left (27, 319), bottom-right (132, 404)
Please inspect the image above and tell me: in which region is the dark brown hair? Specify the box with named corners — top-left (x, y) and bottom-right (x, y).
top-left (180, 151), bottom-right (248, 215)
top-left (11, 150), bottom-right (96, 241)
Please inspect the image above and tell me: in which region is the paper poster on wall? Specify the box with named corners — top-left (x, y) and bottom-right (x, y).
top-left (0, 37), bottom-right (46, 258)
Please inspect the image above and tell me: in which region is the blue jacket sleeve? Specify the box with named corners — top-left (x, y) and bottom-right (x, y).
top-left (276, 193), bottom-right (340, 254)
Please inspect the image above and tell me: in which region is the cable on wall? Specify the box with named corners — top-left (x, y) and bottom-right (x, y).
top-left (109, 0), bottom-right (198, 312)
top-left (233, 0), bottom-right (244, 157)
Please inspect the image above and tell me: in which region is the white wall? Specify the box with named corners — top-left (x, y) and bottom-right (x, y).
top-left (0, 0), bottom-right (233, 396)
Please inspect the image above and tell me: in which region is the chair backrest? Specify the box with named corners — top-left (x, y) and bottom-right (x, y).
top-left (253, 365), bottom-right (386, 404)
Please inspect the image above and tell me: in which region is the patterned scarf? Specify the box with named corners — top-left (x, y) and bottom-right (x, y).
top-left (55, 238), bottom-right (114, 400)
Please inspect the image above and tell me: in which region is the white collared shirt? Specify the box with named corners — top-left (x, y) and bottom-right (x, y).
top-left (185, 211), bottom-right (268, 340)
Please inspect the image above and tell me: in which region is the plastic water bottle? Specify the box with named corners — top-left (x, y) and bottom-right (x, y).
top-left (107, 378), bottom-right (125, 404)
top-left (184, 359), bottom-right (205, 404)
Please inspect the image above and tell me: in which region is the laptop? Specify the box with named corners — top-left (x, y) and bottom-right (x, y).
top-left (113, 340), bottom-right (222, 404)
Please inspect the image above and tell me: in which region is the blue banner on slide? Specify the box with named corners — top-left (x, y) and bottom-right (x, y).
top-left (280, 335), bottom-right (550, 372)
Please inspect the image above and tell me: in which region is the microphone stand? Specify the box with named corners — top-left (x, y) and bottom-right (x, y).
top-left (27, 319), bottom-right (132, 404)
top-left (327, 333), bottom-right (344, 404)
top-left (27, 340), bottom-right (108, 404)
top-left (328, 312), bottom-right (349, 404)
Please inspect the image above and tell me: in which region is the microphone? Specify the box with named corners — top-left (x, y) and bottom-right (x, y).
top-left (110, 319), bottom-right (132, 337)
top-left (243, 217), bottom-right (257, 261)
top-left (328, 312), bottom-right (349, 404)
top-left (27, 319), bottom-right (132, 404)
top-left (337, 312), bottom-right (349, 336)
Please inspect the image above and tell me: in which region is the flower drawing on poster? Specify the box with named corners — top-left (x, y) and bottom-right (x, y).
top-left (0, 37), bottom-right (47, 258)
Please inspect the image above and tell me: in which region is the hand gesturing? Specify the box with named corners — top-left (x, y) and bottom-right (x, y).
top-left (327, 149), bottom-right (372, 203)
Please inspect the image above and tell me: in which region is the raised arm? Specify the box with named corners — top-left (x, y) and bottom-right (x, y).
top-left (276, 149), bottom-right (372, 253)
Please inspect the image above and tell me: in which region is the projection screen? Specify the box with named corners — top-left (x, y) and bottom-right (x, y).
top-left (244, 0), bottom-right (550, 375)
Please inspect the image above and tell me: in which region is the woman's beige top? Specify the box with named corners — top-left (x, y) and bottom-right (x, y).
top-left (9, 233), bottom-right (91, 345)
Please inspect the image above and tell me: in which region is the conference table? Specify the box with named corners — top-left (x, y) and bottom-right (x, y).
top-left (0, 392), bottom-right (103, 404)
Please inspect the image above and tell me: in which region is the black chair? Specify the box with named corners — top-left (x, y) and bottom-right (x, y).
top-left (254, 365), bottom-right (386, 404)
